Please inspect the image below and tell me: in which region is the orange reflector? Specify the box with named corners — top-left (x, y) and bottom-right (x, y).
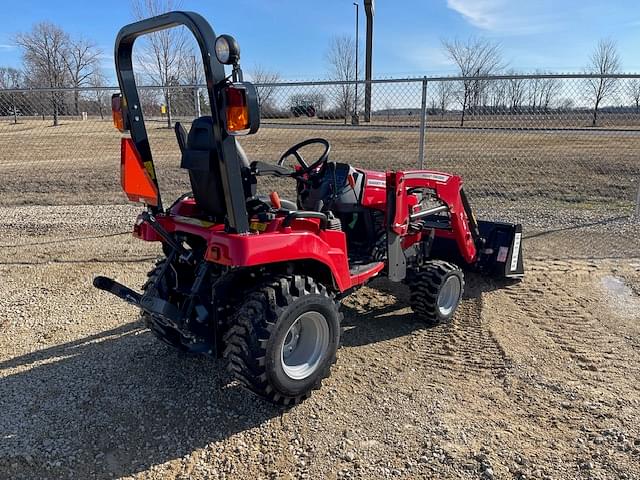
top-left (112, 94), bottom-right (127, 132)
top-left (225, 86), bottom-right (250, 132)
top-left (121, 138), bottom-right (159, 206)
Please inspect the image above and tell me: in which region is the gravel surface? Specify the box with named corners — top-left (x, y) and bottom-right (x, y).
top-left (1, 206), bottom-right (640, 479)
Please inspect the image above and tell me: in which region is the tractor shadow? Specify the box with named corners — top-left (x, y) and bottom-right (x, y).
top-left (0, 322), bottom-right (280, 479)
top-left (340, 272), bottom-right (514, 348)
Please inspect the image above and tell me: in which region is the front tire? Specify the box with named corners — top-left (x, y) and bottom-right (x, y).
top-left (223, 275), bottom-right (341, 406)
top-left (408, 260), bottom-right (464, 326)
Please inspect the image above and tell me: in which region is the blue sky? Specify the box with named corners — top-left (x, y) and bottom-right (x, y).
top-left (1, 0), bottom-right (640, 83)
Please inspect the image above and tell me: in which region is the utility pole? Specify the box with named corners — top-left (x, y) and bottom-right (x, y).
top-left (364, 0), bottom-right (374, 122)
top-left (192, 55), bottom-right (201, 118)
top-left (352, 1), bottom-right (360, 125)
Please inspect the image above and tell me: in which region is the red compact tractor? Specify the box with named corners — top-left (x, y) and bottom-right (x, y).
top-left (95, 12), bottom-right (524, 405)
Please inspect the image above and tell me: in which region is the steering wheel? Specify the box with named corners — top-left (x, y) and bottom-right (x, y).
top-left (277, 138), bottom-right (330, 176)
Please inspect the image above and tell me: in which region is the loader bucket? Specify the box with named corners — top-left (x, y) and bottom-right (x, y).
top-left (476, 220), bottom-right (524, 279)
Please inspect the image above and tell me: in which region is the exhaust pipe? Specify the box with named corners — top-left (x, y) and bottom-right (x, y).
top-left (93, 276), bottom-right (142, 306)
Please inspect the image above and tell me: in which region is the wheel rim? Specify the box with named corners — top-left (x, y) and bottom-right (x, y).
top-left (437, 275), bottom-right (462, 317)
top-left (280, 311), bottom-right (330, 380)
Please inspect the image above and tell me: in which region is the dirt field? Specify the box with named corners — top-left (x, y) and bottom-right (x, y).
top-left (0, 206), bottom-right (639, 479)
top-left (1, 118), bottom-right (639, 210)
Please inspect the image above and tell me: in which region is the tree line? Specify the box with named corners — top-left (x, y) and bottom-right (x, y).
top-left (439, 37), bottom-right (634, 127)
top-left (1, 0), bottom-right (639, 128)
top-left (258, 35), bottom-right (639, 127)
top-left (0, 0), bottom-right (211, 126)
top-left (0, 22), bottom-right (105, 125)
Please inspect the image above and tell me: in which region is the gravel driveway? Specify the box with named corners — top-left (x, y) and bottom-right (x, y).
top-left (1, 206), bottom-right (639, 479)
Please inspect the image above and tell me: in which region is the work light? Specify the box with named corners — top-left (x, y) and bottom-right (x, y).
top-left (214, 34), bottom-right (240, 65)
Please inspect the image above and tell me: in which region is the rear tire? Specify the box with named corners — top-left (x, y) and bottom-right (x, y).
top-left (223, 275), bottom-right (341, 406)
top-left (408, 260), bottom-right (464, 326)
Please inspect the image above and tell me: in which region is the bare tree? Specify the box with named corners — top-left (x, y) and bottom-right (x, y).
top-left (178, 48), bottom-right (206, 117)
top-left (0, 67), bottom-right (26, 122)
top-left (442, 37), bottom-right (504, 126)
top-left (0, 67), bottom-right (23, 89)
top-left (15, 22), bottom-right (70, 126)
top-left (539, 77), bottom-right (560, 112)
top-left (308, 91), bottom-right (327, 116)
top-left (433, 81), bottom-right (453, 116)
top-left (525, 72), bottom-right (560, 112)
top-left (326, 35), bottom-right (359, 124)
top-left (506, 71), bottom-right (526, 112)
top-left (89, 70), bottom-right (110, 120)
top-left (429, 96), bottom-right (438, 114)
top-left (628, 79), bottom-right (640, 113)
top-left (558, 97), bottom-right (575, 111)
top-left (180, 48), bottom-right (204, 85)
top-left (135, 73), bottom-right (162, 114)
top-left (585, 39), bottom-right (620, 126)
top-left (132, 0), bottom-right (188, 128)
top-left (250, 64), bottom-right (281, 115)
top-left (65, 38), bottom-right (102, 115)
top-left (527, 75), bottom-right (543, 112)
top-left (488, 79), bottom-right (508, 112)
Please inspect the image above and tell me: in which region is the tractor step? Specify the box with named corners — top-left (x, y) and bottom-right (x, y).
top-left (348, 260), bottom-right (385, 285)
top-left (349, 260), bottom-right (383, 275)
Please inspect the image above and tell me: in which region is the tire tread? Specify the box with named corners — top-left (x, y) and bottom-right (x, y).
top-left (222, 275), bottom-right (341, 406)
top-left (408, 260), bottom-right (464, 326)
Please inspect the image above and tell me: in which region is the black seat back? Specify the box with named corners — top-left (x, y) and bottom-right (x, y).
top-left (180, 116), bottom-right (249, 219)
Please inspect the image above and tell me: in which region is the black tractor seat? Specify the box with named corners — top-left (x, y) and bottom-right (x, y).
top-left (176, 119), bottom-right (299, 220)
top-left (176, 117), bottom-right (246, 220)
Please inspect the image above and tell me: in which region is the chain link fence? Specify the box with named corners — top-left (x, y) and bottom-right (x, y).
top-left (0, 74), bottom-right (639, 259)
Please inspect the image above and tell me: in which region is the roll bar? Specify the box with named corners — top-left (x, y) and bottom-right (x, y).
top-left (114, 11), bottom-right (250, 233)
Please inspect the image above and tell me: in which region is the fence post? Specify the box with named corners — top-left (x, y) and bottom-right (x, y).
top-left (12, 92), bottom-right (17, 124)
top-left (194, 86), bottom-right (201, 118)
top-left (418, 77), bottom-right (428, 169)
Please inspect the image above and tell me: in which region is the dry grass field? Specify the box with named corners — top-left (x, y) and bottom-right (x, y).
top-left (1, 116), bottom-right (639, 479)
top-left (1, 117), bottom-right (638, 257)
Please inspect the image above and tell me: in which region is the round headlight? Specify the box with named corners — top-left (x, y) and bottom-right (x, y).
top-left (214, 34), bottom-right (240, 65)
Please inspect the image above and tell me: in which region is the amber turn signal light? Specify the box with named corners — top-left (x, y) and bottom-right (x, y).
top-left (225, 86), bottom-right (250, 133)
top-left (111, 94), bottom-right (128, 132)
top-left (222, 82), bottom-right (260, 136)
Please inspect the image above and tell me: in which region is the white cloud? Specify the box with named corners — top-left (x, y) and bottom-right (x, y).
top-left (0, 44), bottom-right (15, 51)
top-left (446, 0), bottom-right (505, 30)
top-left (446, 0), bottom-right (559, 35)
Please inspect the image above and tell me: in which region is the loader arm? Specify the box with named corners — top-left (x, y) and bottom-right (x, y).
top-left (386, 170), bottom-right (478, 281)
top-left (386, 170), bottom-right (524, 281)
